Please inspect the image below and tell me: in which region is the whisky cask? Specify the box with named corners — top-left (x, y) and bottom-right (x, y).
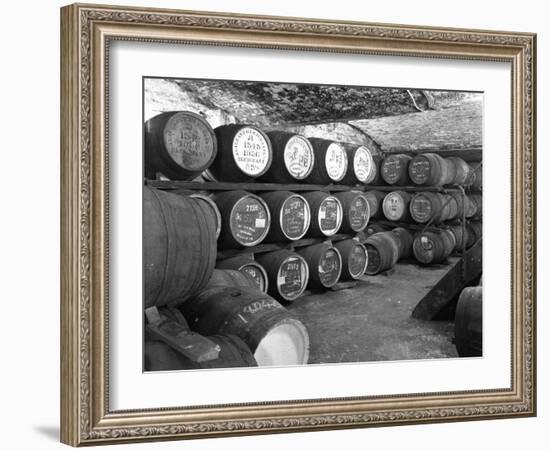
top-left (412, 229), bottom-right (456, 264)
top-left (408, 153), bottom-right (455, 186)
top-left (410, 192), bottom-right (458, 224)
top-left (217, 256), bottom-right (269, 293)
top-left (180, 286), bottom-right (310, 366)
top-left (334, 239), bottom-right (369, 280)
top-left (189, 193), bottom-right (222, 239)
top-left (255, 250), bottom-right (309, 302)
top-left (380, 154), bottom-right (412, 185)
top-left (297, 243), bottom-right (342, 289)
top-left (143, 187), bottom-right (217, 308)
top-left (448, 156), bottom-right (471, 185)
top-left (213, 191), bottom-right (271, 248)
top-left (144, 111), bottom-right (217, 180)
top-left (364, 232), bottom-right (400, 275)
top-left (260, 191), bottom-right (311, 242)
top-left (392, 227), bottom-right (414, 259)
top-left (382, 191), bottom-right (412, 222)
top-left (304, 138), bottom-right (348, 184)
top-left (209, 124), bottom-right (273, 181)
top-left (205, 269), bottom-right (258, 290)
top-left (259, 131), bottom-right (315, 182)
top-left (341, 145), bottom-right (379, 185)
top-left (454, 286), bottom-right (482, 356)
top-left (363, 190), bottom-right (386, 219)
top-left (334, 192), bottom-right (371, 233)
top-left (302, 191), bottom-right (343, 237)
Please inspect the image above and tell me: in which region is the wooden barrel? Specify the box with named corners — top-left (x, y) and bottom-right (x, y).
top-left (180, 286), bottom-right (310, 366)
top-left (450, 192), bottom-right (467, 218)
top-left (364, 222), bottom-right (390, 236)
top-left (189, 193), bottom-right (222, 239)
top-left (469, 194), bottom-right (482, 218)
top-left (408, 153), bottom-right (455, 186)
top-left (302, 192), bottom-right (343, 237)
top-left (144, 335), bottom-right (258, 371)
top-left (304, 138), bottom-right (348, 184)
top-left (364, 232), bottom-right (400, 275)
top-left (392, 227), bottom-right (414, 259)
top-left (469, 163), bottom-right (483, 190)
top-left (213, 191), bottom-right (271, 248)
top-left (256, 250), bottom-right (309, 302)
top-left (466, 222), bottom-right (482, 247)
top-left (297, 243), bottom-right (342, 289)
top-left (380, 154), bottom-right (412, 185)
top-left (448, 224), bottom-right (469, 251)
top-left (217, 256), bottom-right (269, 293)
top-left (382, 191), bottom-right (412, 222)
top-left (260, 191), bottom-right (311, 242)
top-left (454, 286), bottom-right (482, 356)
top-left (341, 145), bottom-right (379, 185)
top-left (448, 157), bottom-right (471, 185)
top-left (334, 239), bottom-right (368, 280)
top-left (334, 192), bottom-right (371, 233)
top-left (412, 229), bottom-right (456, 264)
top-left (144, 187), bottom-right (217, 308)
top-left (208, 124), bottom-right (273, 182)
top-left (144, 111), bottom-right (217, 180)
top-left (205, 269), bottom-right (258, 290)
top-left (409, 192), bottom-right (456, 224)
top-left (363, 191), bottom-right (386, 219)
top-left (259, 131), bottom-right (315, 182)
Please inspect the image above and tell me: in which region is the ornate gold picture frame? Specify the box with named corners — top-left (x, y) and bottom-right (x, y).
top-left (60, 3), bottom-right (536, 446)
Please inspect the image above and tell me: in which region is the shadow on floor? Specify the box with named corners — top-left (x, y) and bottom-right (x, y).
top-left (33, 425), bottom-right (59, 441)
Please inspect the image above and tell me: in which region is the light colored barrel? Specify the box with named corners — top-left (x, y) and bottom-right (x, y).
top-left (180, 286), bottom-right (310, 366)
top-left (305, 138), bottom-right (348, 184)
top-left (209, 124), bottom-right (273, 181)
top-left (260, 191), bottom-right (311, 242)
top-left (144, 111), bottom-right (217, 180)
top-left (302, 191), bottom-right (343, 237)
top-left (448, 157), bottom-right (471, 185)
top-left (342, 145), bottom-right (379, 185)
top-left (143, 187), bottom-right (217, 308)
top-left (256, 250), bottom-right (310, 302)
top-left (213, 191), bottom-right (271, 248)
top-left (382, 191), bottom-right (412, 222)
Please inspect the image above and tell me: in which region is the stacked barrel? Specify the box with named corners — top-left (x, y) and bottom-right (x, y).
top-left (143, 110), bottom-right (482, 369)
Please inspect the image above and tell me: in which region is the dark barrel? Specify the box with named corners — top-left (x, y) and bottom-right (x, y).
top-left (412, 229), bottom-right (456, 264)
top-left (409, 192), bottom-right (458, 224)
top-left (466, 222), bottom-right (482, 248)
top-left (468, 194), bottom-right (482, 219)
top-left (392, 227), bottom-right (414, 259)
top-left (408, 153), bottom-right (455, 186)
top-left (334, 239), bottom-right (369, 280)
top-left (205, 269), bottom-right (258, 290)
top-left (364, 232), bottom-right (400, 275)
top-left (297, 243), bottom-right (342, 289)
top-left (213, 190), bottom-right (271, 248)
top-left (144, 187), bottom-right (217, 308)
top-left (260, 191), bottom-right (311, 242)
top-left (259, 131), bottom-right (315, 182)
top-left (448, 156), bottom-right (471, 185)
top-left (144, 111), bottom-right (217, 180)
top-left (454, 286), bottom-right (482, 357)
top-left (380, 154), bottom-right (412, 185)
top-left (447, 224), bottom-right (469, 251)
top-left (304, 138), bottom-right (348, 184)
top-left (334, 192), bottom-right (371, 233)
top-left (189, 193), bottom-right (222, 239)
top-left (302, 191), bottom-right (343, 237)
top-left (216, 256), bottom-right (269, 293)
top-left (208, 124), bottom-right (273, 182)
top-left (144, 335), bottom-right (257, 371)
top-left (382, 191), bottom-right (412, 222)
top-left (363, 191), bottom-right (386, 219)
top-left (341, 145), bottom-right (380, 185)
top-left (255, 250), bottom-right (309, 302)
top-left (179, 286), bottom-right (310, 366)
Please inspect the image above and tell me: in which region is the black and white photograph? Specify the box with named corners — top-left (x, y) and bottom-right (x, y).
top-left (142, 77), bottom-right (483, 371)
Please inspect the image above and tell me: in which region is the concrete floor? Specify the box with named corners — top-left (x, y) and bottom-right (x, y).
top-left (287, 259), bottom-right (459, 364)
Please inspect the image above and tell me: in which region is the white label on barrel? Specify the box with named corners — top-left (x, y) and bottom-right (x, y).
top-left (164, 113), bottom-right (215, 171)
top-left (281, 196), bottom-right (310, 240)
top-left (277, 256), bottom-right (307, 299)
top-left (318, 248), bottom-right (341, 286)
top-left (325, 143), bottom-right (347, 181)
top-left (383, 193), bottom-right (405, 221)
top-left (232, 127), bottom-right (271, 176)
top-left (231, 196), bottom-right (269, 245)
top-left (318, 197), bottom-right (342, 235)
top-left (353, 146), bottom-right (373, 183)
top-left (284, 136), bottom-right (314, 179)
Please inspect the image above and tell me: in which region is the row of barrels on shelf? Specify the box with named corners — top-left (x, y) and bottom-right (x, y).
top-left (184, 188), bottom-right (482, 250)
top-left (144, 111), bottom-right (482, 188)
